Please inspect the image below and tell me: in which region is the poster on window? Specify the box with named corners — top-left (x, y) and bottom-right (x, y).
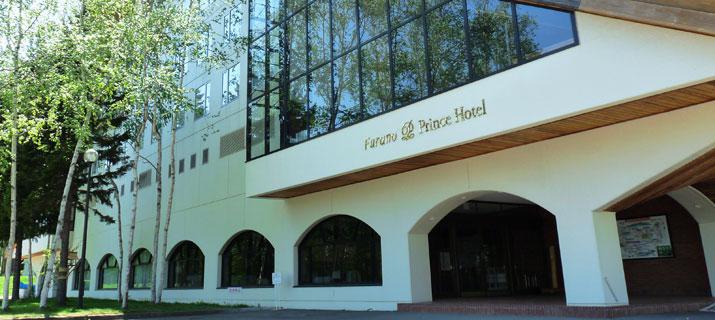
top-left (617, 215), bottom-right (673, 259)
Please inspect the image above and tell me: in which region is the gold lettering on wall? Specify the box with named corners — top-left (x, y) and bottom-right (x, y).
top-left (363, 99), bottom-right (487, 150)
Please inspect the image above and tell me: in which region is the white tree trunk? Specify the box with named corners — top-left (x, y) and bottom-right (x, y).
top-left (2, 88), bottom-right (19, 310)
top-left (111, 180), bottom-right (123, 303)
top-left (157, 113), bottom-right (177, 303)
top-left (150, 110), bottom-right (162, 304)
top-left (122, 121), bottom-right (145, 309)
top-left (39, 139), bottom-right (83, 308)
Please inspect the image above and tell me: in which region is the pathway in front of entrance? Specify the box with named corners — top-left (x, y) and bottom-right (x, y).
top-left (144, 309), bottom-right (715, 320)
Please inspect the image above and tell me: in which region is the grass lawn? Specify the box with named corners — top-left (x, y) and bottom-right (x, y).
top-left (0, 298), bottom-right (242, 319)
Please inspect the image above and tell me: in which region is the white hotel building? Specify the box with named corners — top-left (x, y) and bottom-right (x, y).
top-left (68, 0), bottom-right (715, 314)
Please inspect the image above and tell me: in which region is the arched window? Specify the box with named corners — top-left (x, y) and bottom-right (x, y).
top-left (221, 231), bottom-right (274, 288)
top-left (98, 254), bottom-right (119, 289)
top-left (298, 215), bottom-right (382, 286)
top-left (167, 241), bottom-right (204, 288)
top-left (130, 249), bottom-right (153, 289)
top-left (72, 259), bottom-right (91, 290)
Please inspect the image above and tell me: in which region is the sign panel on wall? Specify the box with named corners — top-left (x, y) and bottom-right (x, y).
top-left (617, 215), bottom-right (673, 259)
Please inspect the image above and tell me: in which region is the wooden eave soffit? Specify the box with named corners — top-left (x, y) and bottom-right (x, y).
top-left (520, 0), bottom-right (715, 37)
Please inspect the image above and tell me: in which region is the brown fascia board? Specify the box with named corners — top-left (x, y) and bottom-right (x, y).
top-left (518, 0), bottom-right (715, 37)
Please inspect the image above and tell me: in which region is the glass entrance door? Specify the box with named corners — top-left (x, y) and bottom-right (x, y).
top-left (428, 201), bottom-right (560, 299)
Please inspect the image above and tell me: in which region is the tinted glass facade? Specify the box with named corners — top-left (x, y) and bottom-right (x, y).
top-left (248, 0), bottom-right (577, 159)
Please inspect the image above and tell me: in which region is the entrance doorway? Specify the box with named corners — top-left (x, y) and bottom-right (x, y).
top-left (429, 200), bottom-right (563, 299)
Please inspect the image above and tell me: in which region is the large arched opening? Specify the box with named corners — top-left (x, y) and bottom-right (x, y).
top-left (422, 191), bottom-right (565, 300)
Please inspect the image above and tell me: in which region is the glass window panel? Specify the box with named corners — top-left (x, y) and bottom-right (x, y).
top-left (221, 232), bottom-right (275, 287)
top-left (73, 260), bottom-right (91, 290)
top-left (308, 62), bottom-right (332, 138)
top-left (287, 76), bottom-right (308, 145)
top-left (268, 0), bottom-right (283, 26)
top-left (308, 1), bottom-right (331, 68)
top-left (392, 19), bottom-right (427, 107)
top-left (223, 64), bottom-right (240, 105)
top-left (361, 36), bottom-right (391, 116)
top-left (268, 26), bottom-right (283, 90)
top-left (250, 37), bottom-right (266, 98)
top-left (288, 11), bottom-right (307, 78)
top-left (516, 4), bottom-right (575, 60)
top-left (168, 242), bottom-right (205, 289)
top-left (428, 0), bottom-right (469, 93)
top-left (358, 0), bottom-right (387, 42)
top-left (269, 90), bottom-right (282, 152)
top-left (195, 83), bottom-right (210, 119)
top-left (286, 0), bottom-right (305, 15)
top-left (249, 100), bottom-right (266, 158)
top-left (100, 256), bottom-right (119, 289)
top-left (298, 215), bottom-right (382, 285)
top-left (332, 0), bottom-right (357, 55)
top-left (467, 0), bottom-right (517, 77)
top-left (250, 0), bottom-right (267, 38)
top-left (225, 8), bottom-right (242, 43)
top-left (390, 0), bottom-right (422, 25)
top-left (131, 249), bottom-right (153, 289)
top-left (333, 51), bottom-right (360, 128)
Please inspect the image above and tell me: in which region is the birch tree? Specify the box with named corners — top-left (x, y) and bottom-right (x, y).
top-left (0, 0), bottom-right (55, 310)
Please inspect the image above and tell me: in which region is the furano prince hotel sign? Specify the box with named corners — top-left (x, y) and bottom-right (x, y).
top-left (363, 99), bottom-right (487, 150)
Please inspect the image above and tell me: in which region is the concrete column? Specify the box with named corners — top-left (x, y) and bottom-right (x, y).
top-left (407, 233), bottom-right (432, 303)
top-left (556, 211), bottom-right (629, 306)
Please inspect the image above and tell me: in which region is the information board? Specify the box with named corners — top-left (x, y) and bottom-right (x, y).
top-left (617, 215), bottom-right (673, 259)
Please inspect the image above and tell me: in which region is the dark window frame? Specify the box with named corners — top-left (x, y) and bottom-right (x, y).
top-left (247, 0), bottom-right (579, 160)
top-left (129, 249), bottom-right (153, 289)
top-left (167, 241), bottom-right (205, 289)
top-left (72, 259), bottom-right (91, 291)
top-left (220, 231), bottom-right (275, 288)
top-left (297, 215), bottom-right (382, 287)
top-left (97, 254), bottom-right (119, 290)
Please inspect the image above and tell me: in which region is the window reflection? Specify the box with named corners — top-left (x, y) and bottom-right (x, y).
top-left (467, 0), bottom-right (517, 77)
top-left (393, 19), bottom-right (428, 107)
top-left (333, 51), bottom-right (361, 128)
top-left (250, 0), bottom-right (267, 38)
top-left (250, 38), bottom-right (266, 98)
top-left (99, 255), bottom-right (119, 289)
top-left (221, 231), bottom-right (275, 287)
top-left (361, 36), bottom-right (391, 117)
top-left (249, 100), bottom-right (266, 157)
top-left (308, 63), bottom-right (332, 137)
top-left (287, 76), bottom-right (308, 144)
top-left (269, 90), bottom-right (282, 152)
top-left (167, 242), bottom-right (205, 289)
top-left (248, 0), bottom-right (577, 159)
top-left (299, 215), bottom-right (382, 286)
top-left (428, 0), bottom-right (469, 93)
top-left (332, 0), bottom-right (357, 55)
top-left (390, 0), bottom-right (422, 25)
top-left (516, 4), bottom-right (575, 60)
top-left (288, 11), bottom-right (307, 78)
top-left (358, 0), bottom-right (387, 42)
top-left (130, 249), bottom-right (153, 289)
top-left (308, 1), bottom-right (331, 68)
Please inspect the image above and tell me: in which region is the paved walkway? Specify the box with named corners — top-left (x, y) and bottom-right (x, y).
top-left (144, 309), bottom-right (715, 320)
